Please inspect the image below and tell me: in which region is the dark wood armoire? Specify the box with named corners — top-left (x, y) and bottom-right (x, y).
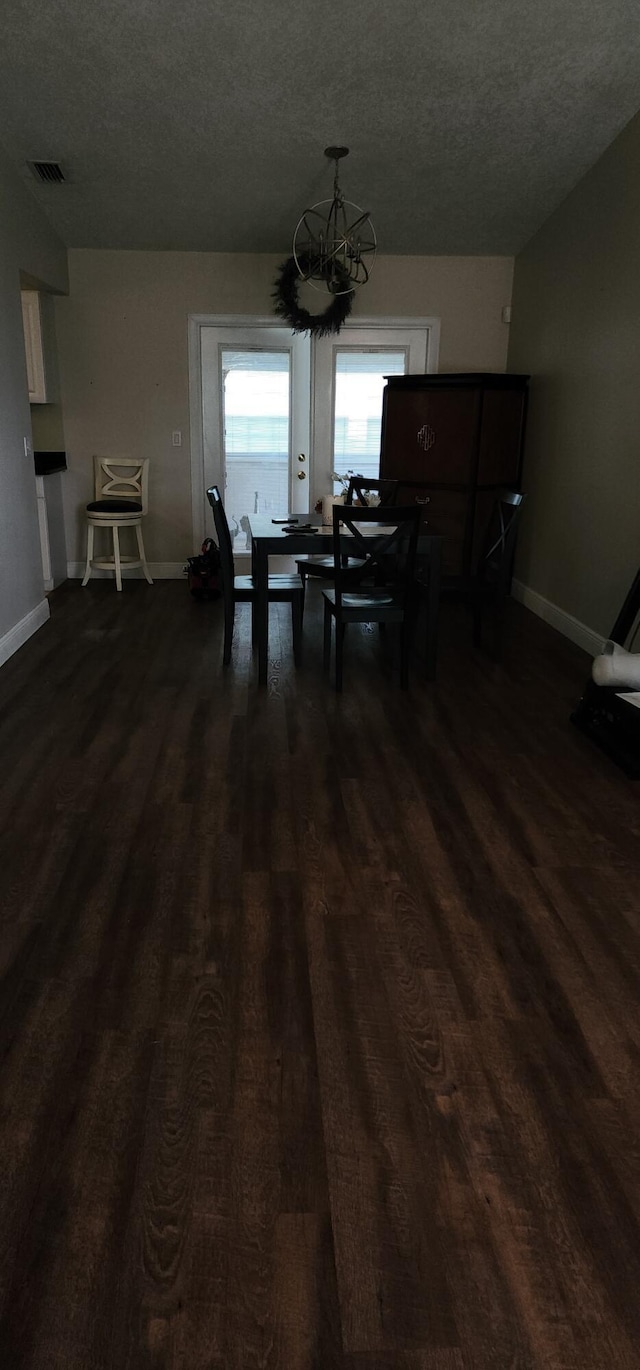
top-left (379, 372), bottom-right (529, 576)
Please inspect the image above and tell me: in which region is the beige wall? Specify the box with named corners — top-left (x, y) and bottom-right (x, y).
top-left (508, 108), bottom-right (640, 638)
top-left (0, 147), bottom-right (67, 648)
top-left (56, 250), bottom-right (513, 566)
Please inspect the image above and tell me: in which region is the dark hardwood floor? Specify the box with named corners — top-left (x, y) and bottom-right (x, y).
top-left (1, 580), bottom-right (639, 1369)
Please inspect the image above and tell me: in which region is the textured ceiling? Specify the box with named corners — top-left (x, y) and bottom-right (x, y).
top-left (2, 0), bottom-right (640, 254)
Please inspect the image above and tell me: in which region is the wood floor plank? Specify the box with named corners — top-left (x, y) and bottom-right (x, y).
top-left (0, 583), bottom-right (639, 1367)
top-left (0, 1026), bottom-right (154, 1369)
top-left (272, 1213), bottom-right (343, 1369)
top-left (307, 910), bottom-right (459, 1353)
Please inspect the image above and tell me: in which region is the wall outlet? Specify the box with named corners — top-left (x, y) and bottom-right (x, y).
top-left (24, 436), bottom-right (32, 458)
top-left (501, 305), bottom-right (512, 324)
top-left (172, 430), bottom-right (182, 447)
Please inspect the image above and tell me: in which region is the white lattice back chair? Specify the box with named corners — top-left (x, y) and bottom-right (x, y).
top-left (81, 456), bottom-right (153, 591)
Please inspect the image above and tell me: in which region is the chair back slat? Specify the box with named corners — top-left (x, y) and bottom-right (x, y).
top-left (94, 457), bottom-right (149, 512)
top-left (332, 503), bottom-right (421, 609)
top-left (478, 489), bottom-right (525, 589)
top-left (206, 487), bottom-right (235, 614)
top-left (345, 475), bottom-right (399, 507)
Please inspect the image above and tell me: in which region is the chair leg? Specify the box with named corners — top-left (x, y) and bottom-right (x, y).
top-left (223, 598), bottom-right (235, 666)
top-left (400, 621), bottom-right (411, 689)
top-left (81, 523), bottom-right (94, 586)
top-left (323, 600), bottom-right (332, 671)
top-left (112, 526), bottom-right (122, 592)
top-left (334, 622), bottom-right (345, 692)
top-left (299, 567), bottom-right (307, 619)
top-left (136, 523), bottom-right (154, 584)
top-left (490, 595), bottom-right (506, 661)
top-left (291, 596), bottom-right (302, 667)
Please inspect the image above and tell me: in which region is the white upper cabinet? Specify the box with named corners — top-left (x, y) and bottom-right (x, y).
top-left (21, 290), bottom-right (59, 404)
top-left (22, 291), bottom-right (47, 402)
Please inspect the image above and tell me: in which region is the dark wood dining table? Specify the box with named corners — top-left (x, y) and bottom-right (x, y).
top-left (247, 514), bottom-right (442, 686)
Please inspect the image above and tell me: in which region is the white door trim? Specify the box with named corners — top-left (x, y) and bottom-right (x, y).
top-left (326, 316), bottom-right (440, 358)
top-left (188, 314), bottom-right (440, 549)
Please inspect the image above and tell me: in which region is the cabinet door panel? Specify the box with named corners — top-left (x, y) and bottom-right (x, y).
top-left (477, 389), bottom-right (525, 485)
top-left (381, 387), bottom-right (480, 484)
top-left (417, 488), bottom-right (470, 576)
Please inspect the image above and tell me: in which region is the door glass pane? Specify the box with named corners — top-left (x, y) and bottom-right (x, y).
top-left (222, 349), bottom-right (290, 549)
top-left (332, 350), bottom-right (406, 494)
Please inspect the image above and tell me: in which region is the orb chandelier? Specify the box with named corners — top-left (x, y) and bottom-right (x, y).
top-left (292, 146), bottom-right (377, 296)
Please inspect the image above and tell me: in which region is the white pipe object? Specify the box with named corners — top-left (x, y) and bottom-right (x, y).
top-left (592, 641), bottom-right (640, 689)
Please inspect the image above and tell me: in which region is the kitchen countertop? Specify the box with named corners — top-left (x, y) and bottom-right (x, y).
top-left (34, 451), bottom-right (67, 476)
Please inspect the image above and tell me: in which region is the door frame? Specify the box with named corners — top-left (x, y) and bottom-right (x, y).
top-left (188, 314), bottom-right (440, 550)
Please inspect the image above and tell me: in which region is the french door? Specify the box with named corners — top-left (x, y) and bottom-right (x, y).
top-left (313, 325), bottom-right (431, 496)
top-left (198, 324), bottom-right (311, 555)
top-left (190, 316), bottom-right (438, 551)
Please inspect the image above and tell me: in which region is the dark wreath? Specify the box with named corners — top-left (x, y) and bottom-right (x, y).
top-left (272, 254), bottom-right (354, 336)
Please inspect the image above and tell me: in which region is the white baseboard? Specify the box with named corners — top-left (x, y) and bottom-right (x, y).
top-left (0, 598), bottom-right (50, 668)
top-left (511, 579), bottom-right (605, 657)
top-left (67, 561), bottom-right (186, 580)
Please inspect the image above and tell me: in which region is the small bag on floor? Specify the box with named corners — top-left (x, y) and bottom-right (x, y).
top-left (185, 537), bottom-right (221, 599)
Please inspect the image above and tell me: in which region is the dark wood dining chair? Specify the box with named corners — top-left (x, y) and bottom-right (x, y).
top-left (322, 503), bottom-right (422, 691)
top-left (295, 477), bottom-right (399, 611)
top-left (345, 475), bottom-right (399, 506)
top-left (435, 488), bottom-right (526, 658)
top-left (206, 486), bottom-right (304, 667)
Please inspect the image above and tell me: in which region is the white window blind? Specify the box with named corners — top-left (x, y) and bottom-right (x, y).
top-left (333, 349), bottom-right (406, 482)
top-left (221, 349), bottom-right (291, 533)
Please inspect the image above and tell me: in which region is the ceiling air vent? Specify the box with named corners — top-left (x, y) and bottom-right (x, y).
top-left (27, 160), bottom-right (66, 184)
